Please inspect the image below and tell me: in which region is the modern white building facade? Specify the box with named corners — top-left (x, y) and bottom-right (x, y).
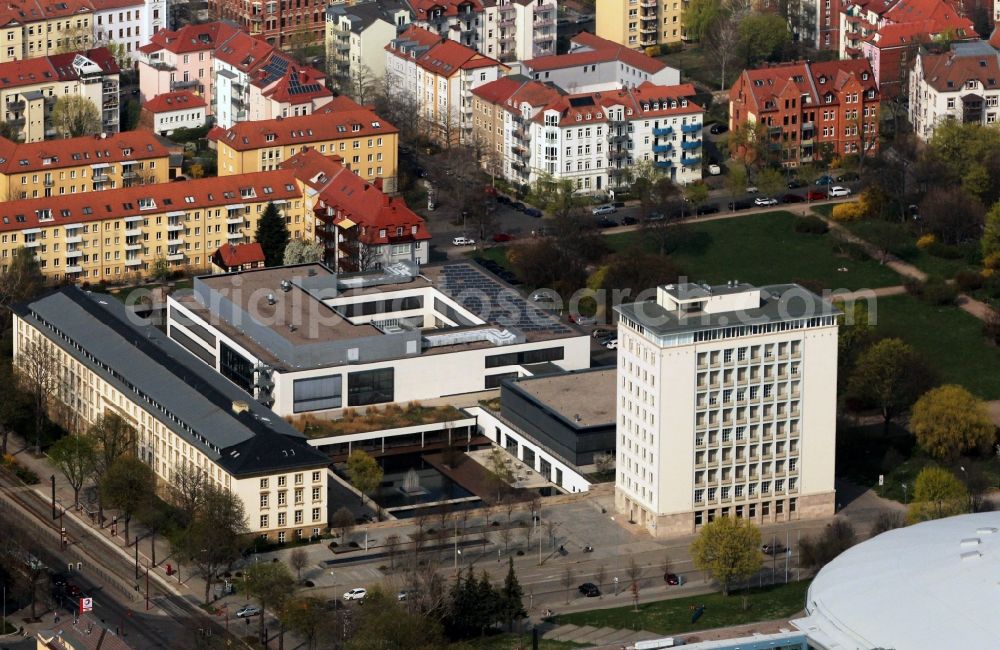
top-left (614, 282), bottom-right (839, 538)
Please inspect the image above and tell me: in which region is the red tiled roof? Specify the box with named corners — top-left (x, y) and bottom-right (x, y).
top-left (527, 81), bottom-right (700, 126)
top-left (210, 98), bottom-right (397, 150)
top-left (259, 66), bottom-right (333, 104)
top-left (523, 31), bottom-right (668, 75)
top-left (215, 242), bottom-right (265, 267)
top-left (0, 131), bottom-right (171, 174)
top-left (388, 25), bottom-right (501, 76)
top-left (0, 47), bottom-right (118, 91)
top-left (0, 170), bottom-right (302, 233)
top-left (870, 17), bottom-right (972, 47)
top-left (409, 0), bottom-right (483, 20)
top-left (142, 90), bottom-right (207, 113)
top-left (141, 21), bottom-right (240, 55)
top-left (393, 24), bottom-right (443, 49)
top-left (472, 76), bottom-right (535, 104)
top-left (919, 44), bottom-right (1000, 92)
top-left (282, 149), bottom-right (430, 245)
top-left (90, 0), bottom-right (144, 10)
top-left (732, 60), bottom-right (878, 113)
top-left (0, 0), bottom-right (92, 25)
top-left (215, 30), bottom-right (273, 71)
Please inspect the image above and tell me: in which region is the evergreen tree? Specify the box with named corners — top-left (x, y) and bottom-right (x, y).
top-left (500, 557), bottom-right (525, 631)
top-left (254, 202), bottom-right (289, 267)
top-left (475, 570), bottom-right (501, 636)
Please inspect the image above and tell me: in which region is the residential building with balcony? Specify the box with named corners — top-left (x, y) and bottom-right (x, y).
top-left (910, 40), bottom-right (1000, 140)
top-left (0, 48), bottom-right (120, 143)
top-left (325, 1), bottom-right (410, 85)
top-left (729, 59), bottom-right (880, 167)
top-left (385, 25), bottom-right (505, 146)
top-left (0, 170), bottom-right (310, 282)
top-left (12, 287), bottom-right (330, 542)
top-left (472, 77), bottom-right (703, 192)
top-left (91, 0), bottom-right (167, 62)
top-left (138, 21), bottom-right (240, 111)
top-left (517, 31), bottom-right (679, 93)
top-left (595, 0), bottom-right (684, 50)
top-left (0, 131), bottom-right (175, 201)
top-left (481, 0), bottom-right (558, 63)
top-left (206, 0), bottom-right (325, 50)
top-left (614, 281), bottom-right (840, 538)
top-left (282, 149), bottom-right (430, 272)
top-left (209, 95), bottom-right (400, 192)
top-left (140, 90), bottom-right (208, 135)
top-left (0, 0), bottom-right (93, 63)
top-left (407, 0), bottom-right (486, 50)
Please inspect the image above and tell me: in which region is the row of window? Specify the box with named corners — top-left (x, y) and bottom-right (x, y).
top-left (259, 508), bottom-right (322, 529)
top-left (258, 486), bottom-right (323, 508)
top-left (694, 497), bottom-right (797, 525)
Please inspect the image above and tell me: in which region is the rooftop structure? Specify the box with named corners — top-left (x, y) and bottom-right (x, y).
top-left (793, 512), bottom-right (1000, 648)
top-left (508, 368), bottom-right (616, 429)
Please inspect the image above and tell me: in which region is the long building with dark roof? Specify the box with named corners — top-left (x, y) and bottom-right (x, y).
top-left (13, 287), bottom-right (330, 542)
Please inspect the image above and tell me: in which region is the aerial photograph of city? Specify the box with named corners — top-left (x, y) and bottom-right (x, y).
top-left (0, 0), bottom-right (998, 647)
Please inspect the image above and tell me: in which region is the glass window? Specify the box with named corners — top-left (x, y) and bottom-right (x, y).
top-left (293, 375), bottom-right (342, 412)
top-left (220, 342), bottom-right (254, 393)
top-left (347, 368), bottom-right (394, 406)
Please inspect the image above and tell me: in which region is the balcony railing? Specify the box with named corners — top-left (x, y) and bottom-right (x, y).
top-left (607, 131), bottom-right (629, 143)
top-left (682, 156), bottom-right (701, 166)
top-left (653, 126), bottom-right (673, 136)
top-left (682, 139), bottom-right (701, 150)
top-left (655, 160), bottom-right (673, 168)
top-left (682, 122), bottom-right (702, 134)
top-left (652, 143), bottom-right (672, 153)
top-left (125, 258), bottom-right (142, 267)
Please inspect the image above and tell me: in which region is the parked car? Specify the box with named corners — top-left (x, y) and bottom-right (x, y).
top-left (815, 175), bottom-right (834, 186)
top-left (343, 588), bottom-right (368, 601)
top-left (236, 605), bottom-right (261, 618)
top-left (754, 197), bottom-right (778, 206)
top-left (709, 123), bottom-right (728, 135)
top-left (745, 185), bottom-right (759, 194)
top-left (621, 215), bottom-right (639, 225)
top-left (647, 211), bottom-right (667, 221)
top-left (530, 290), bottom-right (556, 303)
top-left (781, 193), bottom-right (805, 203)
top-left (569, 314), bottom-right (596, 326)
top-left (524, 207), bottom-right (543, 218)
top-left (728, 200), bottom-right (753, 211)
top-left (596, 217), bottom-right (618, 228)
top-left (511, 201), bottom-right (526, 211)
top-left (762, 543), bottom-right (787, 556)
top-left (786, 179), bottom-right (806, 189)
top-left (492, 232), bottom-right (514, 242)
top-left (452, 236), bottom-right (475, 246)
top-left (707, 163), bottom-right (722, 175)
top-left (578, 582), bottom-right (601, 597)
top-left (665, 573), bottom-right (683, 586)
top-left (604, 337), bottom-right (618, 349)
top-left (496, 194), bottom-right (512, 205)
top-left (592, 328), bottom-right (614, 339)
top-left (592, 204), bottom-right (617, 215)
top-left (696, 204), bottom-right (719, 215)
top-left (829, 186), bottom-right (852, 197)
top-left (806, 189), bottom-right (828, 201)
top-left (835, 171), bottom-right (860, 182)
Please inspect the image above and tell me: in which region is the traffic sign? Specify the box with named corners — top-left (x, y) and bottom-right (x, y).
top-left (80, 597), bottom-right (93, 613)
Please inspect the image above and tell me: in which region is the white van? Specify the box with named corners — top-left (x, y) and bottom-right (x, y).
top-left (632, 638), bottom-right (684, 649)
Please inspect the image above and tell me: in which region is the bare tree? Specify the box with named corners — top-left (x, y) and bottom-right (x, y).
top-left (627, 557), bottom-right (643, 611)
top-left (661, 552), bottom-right (671, 577)
top-left (595, 564), bottom-right (607, 599)
top-left (520, 521), bottom-right (532, 551)
top-left (170, 462), bottom-right (208, 525)
top-left (499, 525), bottom-right (513, 556)
top-left (331, 506), bottom-right (355, 548)
top-left (544, 519), bottom-right (559, 549)
top-left (16, 336), bottom-right (58, 453)
top-left (503, 496), bottom-right (517, 528)
top-left (385, 534), bottom-right (401, 571)
top-left (290, 547), bottom-right (309, 581)
top-left (706, 5), bottom-right (743, 91)
top-left (348, 64), bottom-right (376, 105)
top-left (560, 565), bottom-right (575, 604)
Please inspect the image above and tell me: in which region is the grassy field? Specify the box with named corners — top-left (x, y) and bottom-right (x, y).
top-left (607, 211), bottom-right (900, 291)
top-left (873, 294), bottom-right (1000, 399)
top-left (554, 580), bottom-right (810, 636)
top-left (449, 634), bottom-right (583, 649)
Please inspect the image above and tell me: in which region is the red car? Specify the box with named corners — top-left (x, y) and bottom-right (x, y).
top-left (492, 232), bottom-right (515, 242)
top-left (806, 190), bottom-right (827, 201)
top-left (665, 573), bottom-right (682, 586)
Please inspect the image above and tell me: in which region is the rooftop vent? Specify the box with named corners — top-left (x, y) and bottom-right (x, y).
top-left (961, 538), bottom-right (981, 547)
top-left (977, 527), bottom-right (997, 535)
top-left (961, 550), bottom-right (982, 561)
top-left (280, 279), bottom-right (292, 292)
top-left (266, 293), bottom-right (276, 305)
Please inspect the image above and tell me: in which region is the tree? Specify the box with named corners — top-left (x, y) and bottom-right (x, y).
top-left (683, 0), bottom-right (722, 41)
top-left (346, 449), bottom-right (383, 507)
top-left (690, 516), bottom-right (762, 596)
top-left (499, 557), bottom-right (525, 631)
top-left (729, 121), bottom-right (768, 176)
top-left (255, 202), bottom-right (290, 267)
top-left (797, 519), bottom-right (857, 570)
top-left (177, 483), bottom-right (249, 604)
top-left (706, 6), bottom-right (743, 90)
top-left (560, 565), bottom-right (575, 604)
top-left (283, 238), bottom-right (325, 265)
top-left (982, 201), bottom-right (1000, 260)
top-left (99, 455), bottom-right (155, 543)
top-left (847, 338), bottom-right (936, 433)
top-left (864, 220), bottom-right (907, 264)
top-left (0, 362), bottom-right (33, 457)
top-left (908, 466), bottom-right (970, 522)
top-left (685, 181), bottom-right (710, 210)
top-left (737, 13), bottom-right (791, 66)
top-left (837, 301), bottom-right (874, 392)
top-left (350, 587), bottom-right (444, 649)
top-left (870, 510), bottom-right (905, 537)
top-left (756, 167), bottom-right (784, 199)
top-left (385, 533), bottom-right (401, 571)
top-left (918, 187), bottom-right (985, 245)
top-left (290, 547), bottom-right (309, 581)
top-left (726, 165), bottom-right (748, 204)
top-left (169, 462), bottom-right (208, 527)
top-left (332, 506), bottom-right (355, 546)
top-left (89, 413), bottom-right (137, 475)
top-left (282, 597), bottom-right (325, 650)
top-left (50, 96), bottom-right (101, 138)
top-left (909, 385), bottom-right (996, 463)
top-left (244, 561), bottom-right (296, 641)
top-left (0, 246), bottom-right (44, 313)
top-left (151, 256), bottom-right (170, 282)
top-left (627, 557), bottom-right (642, 611)
top-left (594, 564), bottom-right (607, 599)
top-left (16, 336), bottom-right (58, 453)
top-left (48, 434), bottom-right (97, 507)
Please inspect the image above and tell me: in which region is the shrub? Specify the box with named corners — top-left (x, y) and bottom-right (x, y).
top-left (925, 241), bottom-right (963, 259)
top-left (954, 270), bottom-right (985, 292)
top-left (984, 273), bottom-right (1000, 300)
top-left (916, 234), bottom-right (936, 250)
top-left (831, 202), bottom-right (865, 222)
top-left (984, 252), bottom-right (1000, 270)
top-left (794, 215), bottom-right (829, 235)
top-left (907, 277), bottom-right (958, 305)
top-left (832, 238), bottom-right (870, 261)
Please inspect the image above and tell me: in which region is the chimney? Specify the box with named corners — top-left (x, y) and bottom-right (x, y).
top-left (231, 400), bottom-right (250, 414)
top-left (373, 177), bottom-right (383, 191)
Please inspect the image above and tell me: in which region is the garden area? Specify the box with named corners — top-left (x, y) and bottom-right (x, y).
top-left (553, 580), bottom-right (810, 637)
top-left (289, 403), bottom-right (466, 437)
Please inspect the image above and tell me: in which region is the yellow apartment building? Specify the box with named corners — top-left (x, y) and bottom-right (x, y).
top-left (0, 0), bottom-right (93, 63)
top-left (210, 96), bottom-right (400, 193)
top-left (596, 0), bottom-right (685, 50)
top-left (0, 170), bottom-right (311, 282)
top-left (0, 131), bottom-right (176, 201)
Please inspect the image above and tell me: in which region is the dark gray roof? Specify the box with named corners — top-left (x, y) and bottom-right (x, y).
top-left (661, 281), bottom-right (755, 301)
top-left (14, 287), bottom-right (328, 477)
top-left (616, 284), bottom-right (840, 336)
top-left (327, 1), bottom-right (406, 33)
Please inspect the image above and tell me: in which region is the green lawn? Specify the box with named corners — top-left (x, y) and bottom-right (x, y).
top-left (607, 211), bottom-right (900, 291)
top-left (449, 634), bottom-right (583, 649)
top-left (554, 580), bottom-right (809, 636)
top-left (873, 294), bottom-right (1000, 399)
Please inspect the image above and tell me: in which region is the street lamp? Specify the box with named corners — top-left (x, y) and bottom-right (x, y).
top-left (902, 483), bottom-right (908, 505)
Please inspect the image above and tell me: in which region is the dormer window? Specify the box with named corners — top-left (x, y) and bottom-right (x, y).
top-left (123, 148), bottom-right (132, 156)
top-left (265, 133), bottom-right (275, 142)
top-left (36, 209), bottom-right (52, 221)
top-left (138, 198), bottom-right (156, 210)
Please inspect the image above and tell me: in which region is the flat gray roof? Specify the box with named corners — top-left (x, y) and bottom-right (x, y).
top-left (661, 281), bottom-right (755, 301)
top-left (617, 283), bottom-right (840, 337)
top-left (507, 368), bottom-right (616, 428)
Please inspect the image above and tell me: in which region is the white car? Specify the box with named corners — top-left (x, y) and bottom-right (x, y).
top-left (754, 197), bottom-right (778, 206)
top-left (745, 185), bottom-right (759, 194)
top-left (236, 605), bottom-right (261, 618)
top-left (605, 338), bottom-right (618, 349)
top-left (343, 588), bottom-right (367, 601)
top-left (452, 236), bottom-right (475, 246)
top-left (708, 164), bottom-right (722, 175)
top-left (592, 204), bottom-right (617, 215)
top-left (829, 186), bottom-right (852, 197)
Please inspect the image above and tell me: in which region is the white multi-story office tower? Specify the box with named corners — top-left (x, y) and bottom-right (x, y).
top-left (614, 282), bottom-right (839, 538)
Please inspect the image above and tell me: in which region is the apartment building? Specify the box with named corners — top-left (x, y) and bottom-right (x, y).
top-left (729, 59), bottom-right (880, 167)
top-left (91, 0), bottom-right (167, 61)
top-left (210, 96), bottom-right (400, 192)
top-left (138, 21), bottom-right (239, 110)
top-left (0, 170), bottom-right (310, 281)
top-left (839, 0), bottom-right (974, 96)
top-left (472, 78), bottom-right (703, 192)
top-left (13, 288), bottom-right (330, 542)
top-left (140, 90), bottom-right (208, 135)
top-left (910, 40), bottom-right (1000, 140)
top-left (206, 0), bottom-right (326, 50)
top-left (385, 25), bottom-right (504, 146)
top-left (0, 131), bottom-right (174, 201)
top-left (518, 31), bottom-right (680, 93)
top-left (614, 282), bottom-right (839, 537)
top-left (595, 0), bottom-right (684, 50)
top-left (0, 0), bottom-right (93, 64)
top-left (0, 48), bottom-right (120, 143)
top-left (325, 1), bottom-right (410, 84)
top-left (282, 149), bottom-right (430, 271)
top-left (481, 0), bottom-right (558, 62)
